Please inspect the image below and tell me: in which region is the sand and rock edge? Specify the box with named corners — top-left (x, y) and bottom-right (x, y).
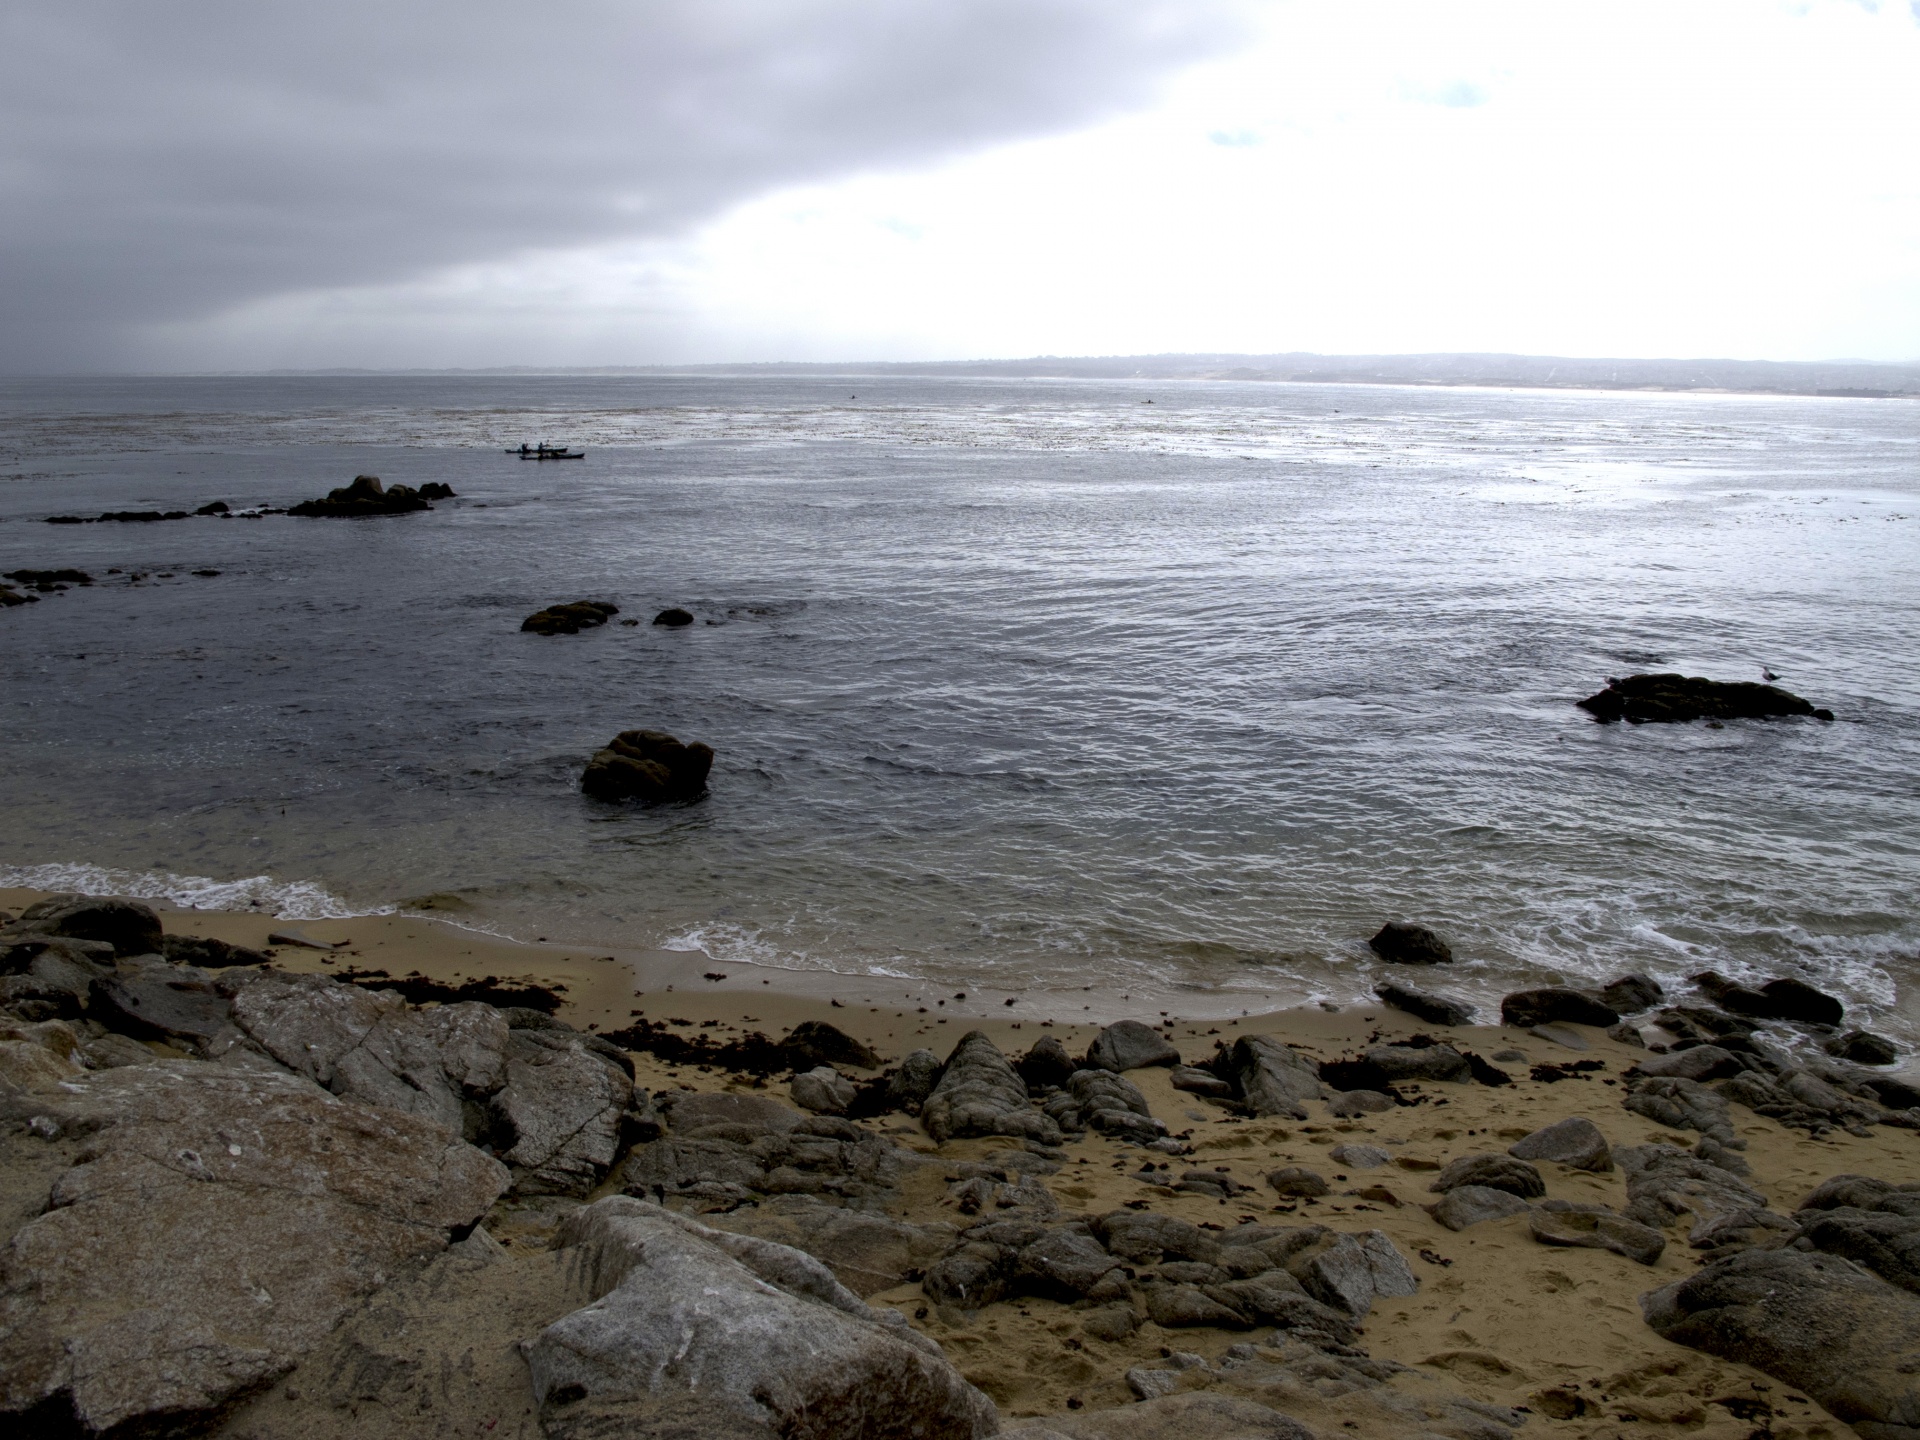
top-left (2, 892), bottom-right (1919, 1440)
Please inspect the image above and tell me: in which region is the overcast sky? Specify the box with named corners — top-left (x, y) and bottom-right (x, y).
top-left (5, 0), bottom-right (1916, 372)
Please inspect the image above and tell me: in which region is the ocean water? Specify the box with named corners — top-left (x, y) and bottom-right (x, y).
top-left (2, 374), bottom-right (1916, 1029)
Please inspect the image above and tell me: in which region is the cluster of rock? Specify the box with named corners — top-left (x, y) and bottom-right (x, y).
top-left (1575, 672), bottom-right (1834, 723)
top-left (44, 500), bottom-right (248, 524)
top-left (288, 474), bottom-right (454, 517)
top-left (522, 599), bottom-right (619, 635)
top-left (1639, 1170), bottom-right (1920, 1436)
top-left (923, 1207), bottom-right (1415, 1344)
top-left (579, 728), bottom-right (715, 803)
top-left (3, 566), bottom-right (92, 606)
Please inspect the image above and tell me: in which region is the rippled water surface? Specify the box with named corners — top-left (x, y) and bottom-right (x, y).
top-left (2, 374), bottom-right (1916, 1024)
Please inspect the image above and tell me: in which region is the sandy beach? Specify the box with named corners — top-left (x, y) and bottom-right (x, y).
top-left (6, 883), bottom-right (1914, 1439)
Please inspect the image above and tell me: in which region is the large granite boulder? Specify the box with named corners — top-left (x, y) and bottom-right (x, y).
top-left (1227, 1034), bottom-right (1326, 1119)
top-left (922, 1031), bottom-right (1061, 1146)
top-left (231, 970), bottom-right (633, 1195)
top-left (580, 728), bottom-right (715, 803)
top-left (1643, 1248), bottom-right (1920, 1436)
top-left (0, 1061), bottom-right (507, 1437)
top-left (289, 474), bottom-right (433, 517)
top-left (231, 970), bottom-right (509, 1135)
top-left (1577, 673), bottom-right (1833, 724)
top-left (527, 1197), bottom-right (997, 1440)
top-left (496, 1026), bottom-right (635, 1194)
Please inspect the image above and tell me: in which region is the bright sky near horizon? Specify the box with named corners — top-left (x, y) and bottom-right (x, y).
top-left (4, 0), bottom-right (1917, 371)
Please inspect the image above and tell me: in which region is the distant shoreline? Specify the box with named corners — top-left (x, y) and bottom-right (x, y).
top-left (7, 351), bottom-right (1918, 399)
top-left (237, 351), bottom-right (1920, 401)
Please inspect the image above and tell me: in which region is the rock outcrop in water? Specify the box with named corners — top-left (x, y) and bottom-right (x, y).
top-left (1367, 922), bottom-right (1452, 965)
top-left (522, 600), bottom-right (619, 635)
top-left (579, 728), bottom-right (714, 802)
top-left (1576, 673), bottom-right (1834, 724)
top-left (289, 474), bottom-right (434, 517)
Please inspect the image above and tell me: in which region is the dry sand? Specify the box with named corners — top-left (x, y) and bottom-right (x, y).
top-left (8, 885), bottom-right (1913, 1440)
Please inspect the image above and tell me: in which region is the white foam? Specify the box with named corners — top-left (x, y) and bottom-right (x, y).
top-left (0, 862), bottom-right (382, 921)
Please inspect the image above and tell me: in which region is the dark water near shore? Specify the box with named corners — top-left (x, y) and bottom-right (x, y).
top-left (2, 374), bottom-right (1916, 1028)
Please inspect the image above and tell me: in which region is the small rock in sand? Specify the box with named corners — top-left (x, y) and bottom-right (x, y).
top-left (1430, 1186), bottom-right (1532, 1231)
top-left (1328, 1143), bottom-right (1390, 1169)
top-left (1509, 1116), bottom-right (1613, 1172)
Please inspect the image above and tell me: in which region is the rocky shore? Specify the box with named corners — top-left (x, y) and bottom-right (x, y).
top-left (3, 889), bottom-right (1917, 1440)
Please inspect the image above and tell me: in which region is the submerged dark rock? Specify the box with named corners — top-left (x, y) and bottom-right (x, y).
top-left (580, 728), bottom-right (715, 803)
top-left (1367, 921), bottom-right (1452, 965)
top-left (653, 607), bottom-right (695, 627)
top-left (1691, 971), bottom-right (1845, 1026)
top-left (5, 568), bottom-right (93, 590)
top-left (289, 474), bottom-right (433, 517)
top-left (1576, 672), bottom-right (1833, 724)
top-left (522, 600), bottom-right (619, 635)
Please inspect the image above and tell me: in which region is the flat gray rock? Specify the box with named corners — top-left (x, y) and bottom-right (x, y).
top-left (1327, 1143), bottom-right (1390, 1169)
top-left (1528, 1207), bottom-right (1665, 1264)
top-left (1634, 1045), bottom-right (1744, 1081)
top-left (1266, 1166), bottom-right (1329, 1197)
top-left (530, 1198), bottom-right (997, 1440)
top-left (1643, 1247), bottom-right (1920, 1437)
top-left (1527, 1023), bottom-right (1588, 1051)
top-left (0, 1060), bottom-right (507, 1437)
top-left (1430, 1153), bottom-right (1544, 1199)
top-left (1364, 1042), bottom-right (1470, 1083)
top-left (791, 1065), bottom-right (855, 1114)
top-left (1509, 1116), bottom-right (1613, 1172)
top-left (1088, 1019), bottom-right (1180, 1072)
top-left (1429, 1185), bottom-right (1531, 1231)
top-left (1372, 980), bottom-right (1474, 1027)
top-left (1327, 1089), bottom-right (1394, 1116)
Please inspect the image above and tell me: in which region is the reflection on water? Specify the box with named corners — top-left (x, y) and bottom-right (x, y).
top-left (1, 374), bottom-right (1916, 1030)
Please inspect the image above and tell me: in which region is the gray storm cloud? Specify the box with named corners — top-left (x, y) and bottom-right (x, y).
top-left (0, 0), bottom-right (1246, 370)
